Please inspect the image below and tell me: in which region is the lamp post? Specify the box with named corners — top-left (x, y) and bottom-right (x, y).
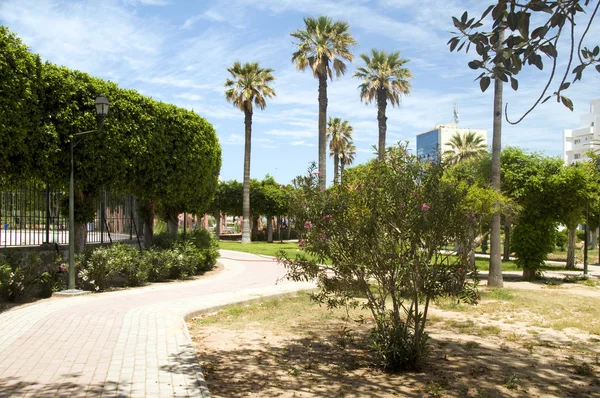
top-left (66, 94), bottom-right (110, 292)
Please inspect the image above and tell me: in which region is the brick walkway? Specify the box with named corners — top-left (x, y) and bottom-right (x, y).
top-left (0, 250), bottom-right (314, 397)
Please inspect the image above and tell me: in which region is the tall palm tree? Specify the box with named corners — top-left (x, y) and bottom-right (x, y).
top-left (443, 131), bottom-right (487, 164)
top-left (339, 140), bottom-right (356, 184)
top-left (353, 49), bottom-right (412, 160)
top-left (225, 62), bottom-right (276, 244)
top-left (326, 117), bottom-right (353, 184)
top-left (291, 16), bottom-right (357, 189)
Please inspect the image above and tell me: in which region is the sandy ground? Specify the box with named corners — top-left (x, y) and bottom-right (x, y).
top-left (188, 280), bottom-right (600, 398)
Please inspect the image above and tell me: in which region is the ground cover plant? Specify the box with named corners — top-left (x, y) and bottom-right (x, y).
top-left (188, 281), bottom-right (600, 397)
top-left (278, 145), bottom-right (496, 370)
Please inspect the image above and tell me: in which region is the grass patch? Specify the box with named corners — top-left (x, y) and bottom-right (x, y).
top-left (219, 241), bottom-right (301, 258)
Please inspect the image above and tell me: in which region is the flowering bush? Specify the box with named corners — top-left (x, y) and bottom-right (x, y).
top-left (278, 144), bottom-right (487, 370)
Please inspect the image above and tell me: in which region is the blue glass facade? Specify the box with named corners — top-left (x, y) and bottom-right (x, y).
top-left (416, 129), bottom-right (439, 160)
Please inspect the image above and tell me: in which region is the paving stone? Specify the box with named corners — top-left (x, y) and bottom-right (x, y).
top-left (0, 250), bottom-right (315, 397)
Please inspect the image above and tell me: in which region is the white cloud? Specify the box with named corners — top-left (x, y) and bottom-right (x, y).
top-left (266, 129), bottom-right (316, 138)
top-left (291, 140), bottom-right (315, 147)
top-left (125, 0), bottom-right (169, 5)
top-left (175, 92), bottom-right (203, 101)
top-left (223, 133), bottom-right (244, 145)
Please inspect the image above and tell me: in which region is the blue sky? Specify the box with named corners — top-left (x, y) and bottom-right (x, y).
top-left (1, 0), bottom-right (599, 185)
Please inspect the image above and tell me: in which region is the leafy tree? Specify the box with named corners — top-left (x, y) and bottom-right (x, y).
top-left (449, 0), bottom-right (599, 286)
top-left (326, 117), bottom-right (353, 185)
top-left (339, 140), bottom-right (357, 184)
top-left (0, 26), bottom-right (47, 184)
top-left (443, 131), bottom-right (488, 165)
top-left (225, 61), bottom-right (276, 244)
top-left (127, 100), bottom-right (221, 247)
top-left (251, 176), bottom-right (288, 242)
top-left (279, 144), bottom-right (483, 370)
top-left (353, 49), bottom-right (413, 159)
top-left (291, 16), bottom-right (357, 189)
top-left (449, 0), bottom-right (600, 120)
top-left (210, 180), bottom-right (243, 238)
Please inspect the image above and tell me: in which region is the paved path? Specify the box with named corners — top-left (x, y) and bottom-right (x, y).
top-left (0, 250), bottom-right (314, 397)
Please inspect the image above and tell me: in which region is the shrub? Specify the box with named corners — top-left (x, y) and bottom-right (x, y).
top-left (82, 244), bottom-right (148, 290)
top-left (556, 229), bottom-right (568, 251)
top-left (169, 241), bottom-right (202, 279)
top-left (145, 249), bottom-right (172, 282)
top-left (0, 251), bottom-right (48, 301)
top-left (279, 145), bottom-right (485, 371)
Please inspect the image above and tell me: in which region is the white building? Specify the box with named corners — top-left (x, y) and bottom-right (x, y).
top-left (563, 98), bottom-right (600, 164)
top-left (416, 123), bottom-right (487, 160)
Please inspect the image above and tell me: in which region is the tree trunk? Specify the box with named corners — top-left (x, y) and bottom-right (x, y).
top-left (252, 216), bottom-right (259, 241)
top-left (214, 210), bottom-right (221, 239)
top-left (340, 163), bottom-right (345, 185)
top-left (503, 217), bottom-right (511, 261)
top-left (267, 217), bottom-right (273, 243)
top-left (566, 227), bottom-right (577, 269)
top-left (318, 73), bottom-right (328, 190)
top-left (333, 152), bottom-right (339, 185)
top-left (488, 28), bottom-right (505, 288)
top-left (242, 109), bottom-right (253, 244)
top-left (74, 222), bottom-right (86, 253)
top-left (522, 267), bottom-right (537, 281)
top-left (139, 200), bottom-right (155, 249)
top-left (166, 210), bottom-right (178, 237)
top-left (377, 88), bottom-right (388, 160)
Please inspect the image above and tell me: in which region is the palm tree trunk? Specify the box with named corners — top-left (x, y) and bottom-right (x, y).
top-left (340, 163), bottom-right (345, 185)
top-left (503, 217), bottom-right (511, 261)
top-left (566, 227), bottom-right (577, 269)
top-left (242, 109), bottom-right (253, 244)
top-left (333, 152), bottom-right (339, 185)
top-left (318, 73), bottom-right (328, 190)
top-left (377, 88), bottom-right (387, 160)
top-left (488, 28), bottom-right (505, 288)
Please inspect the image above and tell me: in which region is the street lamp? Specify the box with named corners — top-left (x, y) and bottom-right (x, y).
top-left (65, 94), bottom-right (110, 292)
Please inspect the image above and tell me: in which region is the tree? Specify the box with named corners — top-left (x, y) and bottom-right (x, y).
top-left (326, 117), bottom-right (353, 185)
top-left (251, 176), bottom-right (288, 242)
top-left (353, 49), bottom-right (412, 159)
top-left (443, 131), bottom-right (488, 165)
top-left (450, 0), bottom-right (600, 286)
top-left (0, 26), bottom-right (47, 185)
top-left (225, 61), bottom-right (276, 244)
top-left (279, 143), bottom-right (482, 370)
top-left (339, 140), bottom-right (356, 184)
top-left (291, 16), bottom-right (357, 189)
top-left (552, 163), bottom-right (599, 269)
top-left (449, 1), bottom-right (599, 120)
top-left (210, 180), bottom-right (243, 238)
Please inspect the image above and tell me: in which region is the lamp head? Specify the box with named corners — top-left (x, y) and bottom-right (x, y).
top-left (95, 94), bottom-right (110, 118)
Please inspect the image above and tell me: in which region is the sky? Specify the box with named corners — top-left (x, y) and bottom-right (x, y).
top-left (1, 0), bottom-right (599, 185)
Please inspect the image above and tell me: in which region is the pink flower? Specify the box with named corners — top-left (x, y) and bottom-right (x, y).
top-left (470, 213), bottom-right (477, 222)
top-left (315, 171), bottom-right (322, 176)
top-left (458, 267), bottom-right (465, 273)
top-left (399, 203), bottom-right (406, 209)
top-left (59, 264), bottom-right (67, 272)
top-left (302, 204), bottom-right (307, 209)
top-left (304, 221), bottom-right (313, 229)
top-left (321, 188), bottom-right (325, 192)
top-left (323, 215), bottom-right (332, 221)
top-left (421, 203), bottom-right (430, 212)
top-left (298, 240), bottom-right (304, 247)
top-left (280, 185), bottom-right (285, 189)
top-left (321, 235), bottom-right (327, 241)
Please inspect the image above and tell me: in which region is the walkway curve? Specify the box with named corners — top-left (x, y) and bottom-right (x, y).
top-left (0, 250), bottom-right (314, 397)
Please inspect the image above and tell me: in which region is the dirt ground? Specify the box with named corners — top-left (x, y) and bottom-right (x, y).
top-left (188, 280), bottom-right (600, 398)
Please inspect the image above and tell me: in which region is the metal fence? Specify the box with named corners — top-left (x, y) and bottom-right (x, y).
top-left (0, 183), bottom-right (139, 247)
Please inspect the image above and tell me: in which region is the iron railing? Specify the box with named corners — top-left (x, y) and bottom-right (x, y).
top-left (0, 183), bottom-right (139, 247)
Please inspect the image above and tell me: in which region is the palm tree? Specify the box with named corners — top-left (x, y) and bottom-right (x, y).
top-left (327, 117), bottom-right (353, 184)
top-left (225, 62), bottom-right (276, 244)
top-left (339, 140), bottom-right (356, 184)
top-left (353, 49), bottom-right (412, 160)
top-left (291, 16), bottom-right (357, 189)
top-left (443, 131), bottom-right (487, 164)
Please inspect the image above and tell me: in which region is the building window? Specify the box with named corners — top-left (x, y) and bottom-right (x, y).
top-left (574, 139), bottom-right (581, 144)
top-left (574, 153), bottom-right (581, 159)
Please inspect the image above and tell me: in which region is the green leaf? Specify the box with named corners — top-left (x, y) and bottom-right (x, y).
top-left (468, 61), bottom-right (481, 70)
top-left (510, 77), bottom-right (518, 91)
top-left (559, 82), bottom-right (570, 91)
top-left (596, 65), bottom-right (600, 73)
top-left (561, 96), bottom-right (574, 111)
top-left (480, 76), bottom-right (491, 92)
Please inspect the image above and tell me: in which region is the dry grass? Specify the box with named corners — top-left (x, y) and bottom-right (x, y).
top-left (188, 284), bottom-right (600, 398)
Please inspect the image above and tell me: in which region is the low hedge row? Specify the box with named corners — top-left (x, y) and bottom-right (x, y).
top-left (0, 229), bottom-right (220, 303)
